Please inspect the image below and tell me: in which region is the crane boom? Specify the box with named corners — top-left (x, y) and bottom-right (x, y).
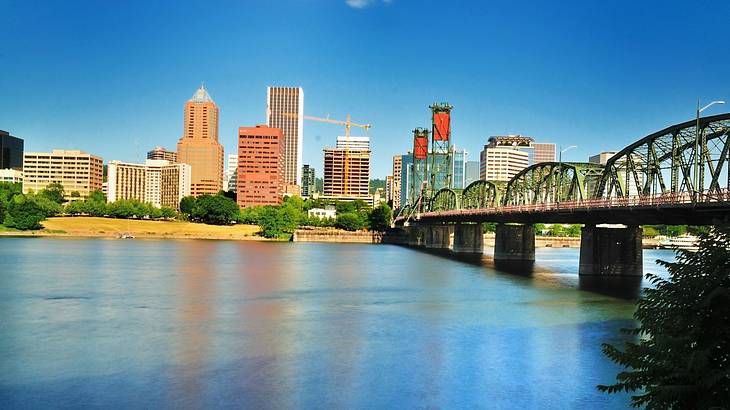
top-left (284, 112), bottom-right (371, 197)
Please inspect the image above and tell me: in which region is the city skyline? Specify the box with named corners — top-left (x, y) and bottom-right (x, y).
top-left (2, 1), bottom-right (730, 179)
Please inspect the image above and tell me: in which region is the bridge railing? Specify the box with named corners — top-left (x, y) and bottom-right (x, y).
top-left (402, 189), bottom-right (730, 220)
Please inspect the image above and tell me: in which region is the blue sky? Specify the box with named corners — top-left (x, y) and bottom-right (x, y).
top-left (2, 0), bottom-right (729, 179)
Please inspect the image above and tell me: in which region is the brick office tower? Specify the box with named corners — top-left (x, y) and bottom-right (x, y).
top-left (237, 125), bottom-right (285, 208)
top-left (176, 84), bottom-right (223, 196)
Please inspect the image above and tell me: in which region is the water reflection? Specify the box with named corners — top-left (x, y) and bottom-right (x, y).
top-left (0, 239), bottom-right (638, 409)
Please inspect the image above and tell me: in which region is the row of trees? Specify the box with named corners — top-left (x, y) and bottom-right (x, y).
top-left (238, 197), bottom-right (392, 239)
top-left (1, 182), bottom-right (64, 230)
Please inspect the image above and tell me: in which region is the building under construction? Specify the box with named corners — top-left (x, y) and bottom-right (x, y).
top-left (323, 136), bottom-right (371, 203)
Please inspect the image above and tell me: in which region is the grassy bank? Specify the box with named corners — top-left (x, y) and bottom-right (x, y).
top-left (0, 217), bottom-right (262, 240)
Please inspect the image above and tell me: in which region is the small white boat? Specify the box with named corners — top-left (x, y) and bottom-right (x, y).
top-left (118, 233), bottom-right (135, 239)
top-left (659, 234), bottom-right (699, 251)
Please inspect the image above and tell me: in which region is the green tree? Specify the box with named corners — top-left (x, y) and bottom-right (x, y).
top-left (179, 196), bottom-right (196, 218)
top-left (566, 224), bottom-right (582, 237)
top-left (4, 195), bottom-right (46, 230)
top-left (548, 224), bottom-right (565, 237)
top-left (192, 194), bottom-right (239, 225)
top-left (368, 203), bottom-right (392, 231)
top-left (599, 224), bottom-right (730, 408)
top-left (88, 189), bottom-right (106, 203)
top-left (336, 212), bottom-right (367, 231)
top-left (39, 182), bottom-right (66, 204)
top-left (160, 206), bottom-right (177, 219)
top-left (70, 191), bottom-right (81, 198)
top-left (258, 205), bottom-right (299, 238)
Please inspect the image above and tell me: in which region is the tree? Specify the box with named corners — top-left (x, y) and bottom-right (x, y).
top-left (88, 189), bottom-right (106, 203)
top-left (369, 203), bottom-right (392, 231)
top-left (160, 206), bottom-right (177, 219)
top-left (4, 195), bottom-right (46, 230)
top-left (39, 182), bottom-right (66, 204)
top-left (599, 224), bottom-right (730, 408)
top-left (566, 224), bottom-right (582, 237)
top-left (336, 212), bottom-right (366, 231)
top-left (548, 224), bottom-right (565, 237)
top-left (258, 205), bottom-right (299, 238)
top-left (70, 191), bottom-right (81, 198)
top-left (192, 194), bottom-right (239, 225)
top-left (179, 196), bottom-right (196, 218)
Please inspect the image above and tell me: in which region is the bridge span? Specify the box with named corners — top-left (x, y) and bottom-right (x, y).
top-left (392, 113), bottom-right (730, 276)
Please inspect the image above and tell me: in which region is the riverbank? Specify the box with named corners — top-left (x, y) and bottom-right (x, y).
top-left (293, 227), bottom-right (383, 243)
top-left (0, 217), bottom-right (263, 240)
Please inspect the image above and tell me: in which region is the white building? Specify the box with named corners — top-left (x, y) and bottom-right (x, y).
top-left (480, 147), bottom-right (529, 182)
top-left (0, 169), bottom-right (22, 183)
top-left (308, 207), bottom-right (336, 219)
top-left (224, 153), bottom-right (238, 192)
top-left (107, 159), bottom-right (191, 209)
top-left (336, 136), bottom-right (370, 150)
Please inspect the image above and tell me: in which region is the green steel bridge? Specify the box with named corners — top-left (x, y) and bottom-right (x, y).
top-left (393, 113), bottom-right (730, 276)
top-left (397, 113), bottom-right (730, 226)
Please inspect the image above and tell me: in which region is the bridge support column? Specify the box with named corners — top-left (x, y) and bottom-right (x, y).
top-left (426, 225), bottom-right (453, 249)
top-left (453, 223), bottom-right (483, 254)
top-left (494, 223), bottom-right (535, 261)
top-left (579, 225), bottom-right (642, 276)
top-left (406, 225), bottom-right (429, 247)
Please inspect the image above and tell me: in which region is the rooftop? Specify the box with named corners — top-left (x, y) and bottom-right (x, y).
top-left (189, 84), bottom-right (214, 104)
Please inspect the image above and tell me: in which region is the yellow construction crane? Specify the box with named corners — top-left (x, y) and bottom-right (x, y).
top-left (284, 113), bottom-right (371, 196)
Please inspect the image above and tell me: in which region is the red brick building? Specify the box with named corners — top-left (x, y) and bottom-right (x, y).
top-left (237, 125), bottom-right (284, 208)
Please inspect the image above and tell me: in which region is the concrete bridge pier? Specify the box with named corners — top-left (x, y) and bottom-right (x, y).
top-left (407, 225), bottom-right (429, 247)
top-left (579, 225), bottom-right (643, 276)
top-left (426, 225), bottom-right (454, 249)
top-left (453, 223), bottom-right (484, 254)
top-left (494, 223), bottom-right (535, 261)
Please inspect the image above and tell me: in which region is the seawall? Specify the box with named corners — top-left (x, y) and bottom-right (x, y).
top-left (293, 228), bottom-right (384, 243)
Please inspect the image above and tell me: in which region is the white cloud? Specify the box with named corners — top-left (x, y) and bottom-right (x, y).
top-left (345, 0), bottom-right (391, 9)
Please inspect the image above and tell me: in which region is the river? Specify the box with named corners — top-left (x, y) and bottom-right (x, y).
top-left (0, 238), bottom-right (675, 409)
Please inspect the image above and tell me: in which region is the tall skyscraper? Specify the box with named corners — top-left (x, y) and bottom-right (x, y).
top-left (107, 160), bottom-right (191, 209)
top-left (452, 148), bottom-right (468, 189)
top-left (23, 150), bottom-right (103, 198)
top-left (266, 86), bottom-right (303, 186)
top-left (391, 155), bottom-right (403, 209)
top-left (464, 160), bottom-right (480, 187)
top-left (323, 136), bottom-right (370, 202)
top-left (237, 125), bottom-right (285, 208)
top-left (301, 164), bottom-right (315, 197)
top-left (147, 146), bottom-right (177, 163)
top-left (176, 84), bottom-right (223, 197)
top-left (224, 153), bottom-right (238, 192)
top-left (0, 130), bottom-right (24, 171)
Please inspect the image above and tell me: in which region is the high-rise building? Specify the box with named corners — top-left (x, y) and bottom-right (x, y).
top-left (301, 164), bottom-right (315, 197)
top-left (323, 136), bottom-right (370, 202)
top-left (400, 154), bottom-right (413, 207)
top-left (589, 151), bottom-right (617, 166)
top-left (533, 143), bottom-right (556, 164)
top-left (147, 146), bottom-right (177, 163)
top-left (464, 160), bottom-right (480, 187)
top-left (480, 136), bottom-right (531, 182)
top-left (452, 148), bottom-right (468, 189)
top-left (1, 130), bottom-right (24, 171)
top-left (224, 153), bottom-right (238, 192)
top-left (237, 125), bottom-right (285, 208)
top-left (391, 155), bottom-right (403, 209)
top-left (176, 84), bottom-right (224, 197)
top-left (107, 160), bottom-right (191, 209)
top-left (266, 86), bottom-right (303, 186)
top-left (385, 175), bottom-right (395, 205)
top-left (23, 150), bottom-right (103, 198)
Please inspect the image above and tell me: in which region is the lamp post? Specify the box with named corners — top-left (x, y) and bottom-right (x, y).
top-left (694, 100), bottom-right (725, 202)
top-left (556, 145), bottom-right (577, 205)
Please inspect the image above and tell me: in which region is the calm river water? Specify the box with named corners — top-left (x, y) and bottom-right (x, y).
top-left (0, 238), bottom-right (674, 409)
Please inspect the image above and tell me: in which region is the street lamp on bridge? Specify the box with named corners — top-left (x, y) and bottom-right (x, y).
top-left (694, 100), bottom-right (725, 202)
top-left (556, 145), bottom-right (577, 204)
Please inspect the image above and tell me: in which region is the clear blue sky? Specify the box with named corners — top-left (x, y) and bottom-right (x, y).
top-left (2, 0), bottom-right (729, 179)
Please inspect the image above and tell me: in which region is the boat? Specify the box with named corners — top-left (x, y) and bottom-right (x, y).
top-left (658, 234), bottom-right (699, 251)
top-left (118, 233), bottom-right (135, 239)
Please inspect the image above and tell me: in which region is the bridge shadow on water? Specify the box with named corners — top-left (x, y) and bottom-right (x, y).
top-left (399, 245), bottom-right (644, 301)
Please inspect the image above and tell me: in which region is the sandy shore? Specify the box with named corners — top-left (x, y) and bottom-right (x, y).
top-left (0, 217), bottom-right (270, 241)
